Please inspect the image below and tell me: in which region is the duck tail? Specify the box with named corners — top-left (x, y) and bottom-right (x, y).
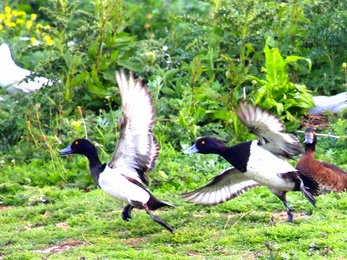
top-left (299, 172), bottom-right (319, 196)
top-left (301, 186), bottom-right (316, 207)
top-left (147, 194), bottom-right (175, 211)
top-left (298, 175), bottom-right (317, 207)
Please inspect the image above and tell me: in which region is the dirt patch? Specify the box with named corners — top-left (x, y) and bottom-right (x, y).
top-left (192, 212), bottom-right (237, 218)
top-left (55, 222), bottom-right (69, 229)
top-left (34, 241), bottom-right (86, 255)
top-left (270, 211), bottom-right (311, 224)
top-left (0, 206), bottom-right (11, 211)
top-left (123, 237), bottom-right (145, 249)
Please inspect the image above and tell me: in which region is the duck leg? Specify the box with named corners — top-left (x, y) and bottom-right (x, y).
top-left (121, 204), bottom-right (134, 221)
top-left (144, 204), bottom-right (174, 233)
top-left (269, 189), bottom-right (293, 222)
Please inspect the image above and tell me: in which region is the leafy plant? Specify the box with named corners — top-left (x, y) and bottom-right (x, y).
top-left (35, 0), bottom-right (138, 103)
top-left (303, 0), bottom-right (347, 94)
top-left (246, 40), bottom-right (314, 131)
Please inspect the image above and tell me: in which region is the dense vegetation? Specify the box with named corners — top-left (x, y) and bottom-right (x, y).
top-left (1, 0), bottom-right (347, 259)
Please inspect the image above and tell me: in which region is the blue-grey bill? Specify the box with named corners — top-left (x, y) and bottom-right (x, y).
top-left (182, 144), bottom-right (198, 154)
top-left (59, 145), bottom-right (73, 155)
top-left (304, 133), bottom-right (314, 144)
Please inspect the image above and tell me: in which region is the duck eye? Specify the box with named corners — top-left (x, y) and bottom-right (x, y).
top-left (201, 141), bottom-right (205, 145)
top-left (75, 141), bottom-right (79, 145)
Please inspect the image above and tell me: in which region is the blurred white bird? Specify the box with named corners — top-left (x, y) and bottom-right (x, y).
top-left (0, 43), bottom-right (53, 93)
top-left (309, 92), bottom-right (347, 115)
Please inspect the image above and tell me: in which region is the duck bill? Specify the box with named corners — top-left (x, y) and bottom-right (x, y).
top-left (304, 133), bottom-right (314, 144)
top-left (59, 145), bottom-right (73, 155)
top-left (182, 144), bottom-right (198, 154)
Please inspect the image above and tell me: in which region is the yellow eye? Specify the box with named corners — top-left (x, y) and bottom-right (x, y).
top-left (75, 141), bottom-right (79, 145)
top-left (201, 141), bottom-right (205, 145)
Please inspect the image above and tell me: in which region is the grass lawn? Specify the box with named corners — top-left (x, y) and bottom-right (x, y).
top-left (1, 152), bottom-right (347, 260)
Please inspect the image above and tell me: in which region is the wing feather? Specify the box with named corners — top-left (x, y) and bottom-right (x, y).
top-left (182, 167), bottom-right (261, 205)
top-left (109, 71), bottom-right (157, 185)
top-left (236, 102), bottom-right (302, 158)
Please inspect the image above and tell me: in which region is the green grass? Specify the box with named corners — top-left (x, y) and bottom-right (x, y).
top-left (1, 149), bottom-right (347, 259)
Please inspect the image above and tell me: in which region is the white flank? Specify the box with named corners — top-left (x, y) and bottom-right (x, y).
top-left (182, 167), bottom-right (260, 205)
top-left (245, 141), bottom-right (297, 191)
top-left (98, 166), bottom-right (150, 205)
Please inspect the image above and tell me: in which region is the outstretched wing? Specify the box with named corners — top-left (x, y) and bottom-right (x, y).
top-left (108, 71), bottom-right (158, 186)
top-left (182, 167), bottom-right (260, 205)
top-left (235, 102), bottom-right (302, 158)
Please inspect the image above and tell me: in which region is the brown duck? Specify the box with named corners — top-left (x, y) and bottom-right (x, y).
top-left (296, 127), bottom-right (347, 192)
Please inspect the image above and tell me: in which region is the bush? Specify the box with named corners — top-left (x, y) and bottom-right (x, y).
top-left (1, 0), bottom-right (345, 166)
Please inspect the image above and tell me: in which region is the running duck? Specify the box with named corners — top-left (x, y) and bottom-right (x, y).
top-left (182, 102), bottom-right (318, 222)
top-left (60, 71), bottom-right (174, 233)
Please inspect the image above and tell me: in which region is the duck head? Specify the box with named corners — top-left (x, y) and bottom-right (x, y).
top-left (304, 127), bottom-right (317, 145)
top-left (182, 137), bottom-right (226, 155)
top-left (60, 138), bottom-right (98, 157)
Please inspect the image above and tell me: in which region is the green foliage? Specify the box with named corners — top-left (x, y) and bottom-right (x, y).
top-left (246, 40), bottom-right (314, 131)
top-left (0, 0), bottom-right (136, 159)
top-left (303, 0), bottom-right (347, 94)
top-left (37, 0), bottom-right (138, 102)
top-left (126, 0), bottom-right (212, 40)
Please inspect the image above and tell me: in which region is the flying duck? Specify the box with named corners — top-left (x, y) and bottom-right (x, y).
top-left (0, 43), bottom-right (53, 93)
top-left (182, 102), bottom-right (318, 222)
top-left (60, 71), bottom-right (174, 233)
top-left (296, 127), bottom-right (347, 192)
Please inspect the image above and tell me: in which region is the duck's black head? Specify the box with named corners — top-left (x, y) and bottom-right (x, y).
top-left (60, 139), bottom-right (104, 185)
top-left (182, 137), bottom-right (226, 155)
top-left (60, 139), bottom-right (99, 158)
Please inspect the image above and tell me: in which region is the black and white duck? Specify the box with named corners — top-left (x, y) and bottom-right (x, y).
top-left (182, 102), bottom-right (318, 222)
top-left (60, 71), bottom-right (174, 233)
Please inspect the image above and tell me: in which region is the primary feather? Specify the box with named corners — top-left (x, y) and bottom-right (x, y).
top-left (109, 71), bottom-right (158, 185)
top-left (236, 102), bottom-right (302, 158)
top-left (182, 167), bottom-right (261, 205)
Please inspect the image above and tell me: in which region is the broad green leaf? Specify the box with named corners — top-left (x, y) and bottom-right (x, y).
top-left (194, 107), bottom-right (206, 122)
top-left (209, 109), bottom-right (230, 121)
top-left (116, 60), bottom-right (143, 72)
top-left (179, 111), bottom-right (188, 129)
top-left (264, 42), bottom-right (287, 86)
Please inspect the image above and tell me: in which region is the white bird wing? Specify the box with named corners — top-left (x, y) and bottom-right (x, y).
top-left (108, 71), bottom-right (158, 186)
top-left (182, 167), bottom-right (261, 205)
top-left (235, 102), bottom-right (302, 158)
top-left (14, 76), bottom-right (53, 93)
top-left (0, 43), bottom-right (51, 93)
